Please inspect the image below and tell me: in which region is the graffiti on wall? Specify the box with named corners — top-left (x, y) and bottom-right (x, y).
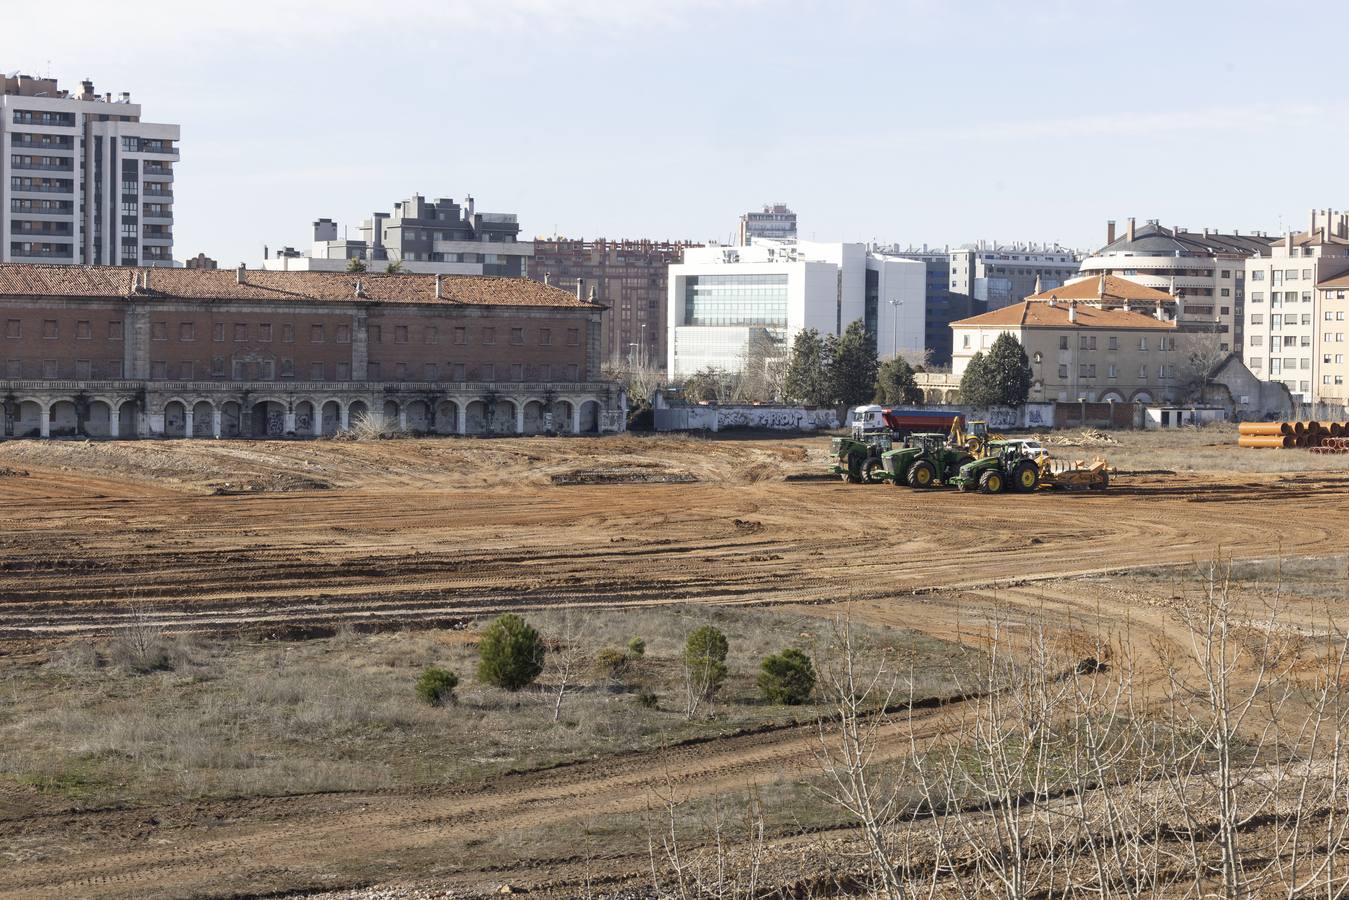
top-left (713, 406), bottom-right (840, 431)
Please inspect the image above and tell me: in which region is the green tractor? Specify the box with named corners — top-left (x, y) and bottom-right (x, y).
top-left (950, 441), bottom-right (1044, 495)
top-left (830, 432), bottom-right (893, 483)
top-left (880, 432), bottom-right (974, 489)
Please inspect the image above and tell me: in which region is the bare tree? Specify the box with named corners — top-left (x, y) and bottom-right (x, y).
top-left (547, 611), bottom-right (590, 724)
top-left (647, 769), bottom-right (766, 900)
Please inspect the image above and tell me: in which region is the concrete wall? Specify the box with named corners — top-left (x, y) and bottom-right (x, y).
top-left (654, 404), bottom-right (839, 432)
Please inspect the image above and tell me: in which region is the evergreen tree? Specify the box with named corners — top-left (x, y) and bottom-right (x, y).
top-left (959, 351), bottom-right (995, 407)
top-left (782, 328), bottom-right (832, 405)
top-left (827, 321), bottom-right (880, 407)
top-left (345, 257), bottom-right (367, 273)
top-left (476, 613), bottom-right (545, 692)
top-left (874, 356), bottom-right (923, 405)
top-left (984, 332), bottom-right (1034, 407)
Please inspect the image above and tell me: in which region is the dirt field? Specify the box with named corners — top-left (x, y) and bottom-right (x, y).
top-left (1, 429), bottom-right (1348, 898)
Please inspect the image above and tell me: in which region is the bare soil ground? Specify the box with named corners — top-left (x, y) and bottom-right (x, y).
top-left (0, 430), bottom-right (1347, 898)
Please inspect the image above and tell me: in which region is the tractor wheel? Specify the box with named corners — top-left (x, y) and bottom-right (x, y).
top-left (862, 458), bottom-right (886, 484)
top-left (907, 461), bottom-right (936, 489)
top-left (1011, 460), bottom-right (1039, 493)
top-left (978, 469), bottom-right (1005, 494)
top-left (1089, 471), bottom-right (1110, 491)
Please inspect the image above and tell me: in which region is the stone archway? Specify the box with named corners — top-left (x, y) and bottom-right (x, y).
top-left (464, 399), bottom-right (489, 435)
top-left (219, 401), bottom-right (242, 438)
top-left (16, 401), bottom-right (43, 438)
top-left (250, 400), bottom-right (286, 438)
top-left (48, 399), bottom-right (79, 437)
top-left (551, 399), bottom-right (574, 434)
top-left (522, 399), bottom-right (547, 435)
top-left (382, 400), bottom-right (400, 431)
top-left (293, 400), bottom-right (316, 437)
top-left (347, 400), bottom-right (370, 431)
top-left (163, 400), bottom-right (187, 438)
top-left (86, 400), bottom-right (113, 438)
top-left (405, 399), bottom-right (431, 433)
top-left (1131, 391), bottom-right (1154, 405)
top-left (434, 400), bottom-right (459, 435)
top-left (578, 400), bottom-right (601, 434)
top-left (192, 401), bottom-right (215, 437)
top-left (320, 400), bottom-right (342, 436)
top-left (1099, 390), bottom-right (1125, 404)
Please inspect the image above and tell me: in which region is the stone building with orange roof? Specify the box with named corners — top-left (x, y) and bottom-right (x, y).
top-left (950, 276), bottom-right (1191, 404)
top-left (0, 264), bottom-right (622, 439)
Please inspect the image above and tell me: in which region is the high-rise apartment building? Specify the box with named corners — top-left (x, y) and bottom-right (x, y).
top-left (667, 240), bottom-right (925, 379)
top-left (737, 203), bottom-right (797, 246)
top-left (949, 242), bottom-right (1080, 311)
top-left (0, 72), bottom-right (179, 267)
top-left (1243, 209), bottom-right (1349, 407)
top-left (1079, 218), bottom-right (1274, 359)
top-left (529, 238), bottom-right (698, 370)
top-left (262, 194), bottom-right (531, 276)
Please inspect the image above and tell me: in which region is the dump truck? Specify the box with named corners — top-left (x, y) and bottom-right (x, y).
top-left (880, 432), bottom-right (975, 488)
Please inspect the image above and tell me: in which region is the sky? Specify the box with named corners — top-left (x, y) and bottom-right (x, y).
top-left (4, 0), bottom-right (1346, 265)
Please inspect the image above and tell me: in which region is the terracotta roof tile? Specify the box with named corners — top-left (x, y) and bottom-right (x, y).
top-left (0, 264), bottom-right (595, 308)
top-left (1026, 273), bottom-right (1174, 304)
top-left (952, 300), bottom-right (1176, 330)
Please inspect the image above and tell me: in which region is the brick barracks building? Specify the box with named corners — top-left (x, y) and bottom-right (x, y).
top-left (0, 264), bottom-right (623, 439)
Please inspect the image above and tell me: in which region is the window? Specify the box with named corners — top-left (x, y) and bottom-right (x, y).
top-left (1138, 364), bottom-right (1148, 381)
top-left (511, 363), bottom-right (523, 381)
top-left (1273, 271), bottom-right (1284, 286)
top-left (212, 357), bottom-right (226, 377)
top-left (1250, 335), bottom-right (1264, 347)
top-left (148, 321), bottom-right (166, 341)
top-left (212, 323), bottom-right (224, 342)
top-left (1285, 269), bottom-right (1298, 280)
top-left (1251, 291), bottom-right (1264, 302)
top-left (1138, 336), bottom-right (1148, 351)
top-left (567, 328), bottom-right (580, 346)
top-left (108, 320), bottom-right (123, 341)
top-left (282, 324), bottom-right (295, 343)
top-left (1221, 270), bottom-right (1231, 279)
top-left (566, 363), bottom-right (579, 380)
top-left (180, 361), bottom-right (195, 380)
top-left (1057, 364), bottom-right (1068, 378)
top-left (150, 361), bottom-right (166, 380)
top-left (75, 359), bottom-right (91, 379)
top-left (1221, 288), bottom-right (1230, 297)
top-left (310, 362), bottom-right (325, 380)
top-left (76, 320), bottom-right (92, 340)
top-left (423, 363), bottom-right (438, 381)
top-left (336, 362), bottom-right (350, 380)
top-left (1250, 358), bottom-right (1262, 371)
top-left (108, 359), bottom-right (123, 379)
top-left (452, 363), bottom-right (466, 381)
top-left (258, 323), bottom-right (272, 342)
top-left (1058, 336), bottom-right (1068, 350)
top-left (1107, 364), bottom-right (1117, 379)
top-left (453, 327), bottom-right (467, 345)
top-left (482, 363), bottom-right (495, 380)
top-left (394, 325), bottom-right (408, 344)
top-left (42, 319), bottom-right (58, 339)
top-left (422, 326), bottom-right (436, 345)
top-left (538, 364), bottom-right (550, 381)
top-left (280, 358), bottom-right (294, 378)
top-left (394, 362), bottom-right (407, 380)
top-left (540, 328), bottom-right (552, 346)
top-left (1252, 314), bottom-right (1264, 324)
top-left (368, 362), bottom-right (381, 380)
top-left (1272, 314), bottom-right (1282, 330)
top-left (178, 322), bottom-right (195, 341)
top-left (510, 327), bottom-right (525, 346)
top-left (4, 320), bottom-right (18, 339)
top-left (232, 360), bottom-right (247, 380)
top-left (336, 324), bottom-right (350, 344)
top-left (367, 325), bottom-right (380, 343)
top-left (1079, 363), bottom-right (1096, 378)
top-left (1107, 336), bottom-right (1118, 350)
top-left (962, 334), bottom-right (971, 349)
top-left (310, 324), bottom-right (324, 343)
top-left (1303, 292), bottom-right (1312, 303)
top-left (1251, 270), bottom-right (1265, 281)
top-left (233, 323), bottom-right (247, 342)
top-left (1284, 336), bottom-right (1298, 347)
top-left (482, 327), bottom-right (496, 345)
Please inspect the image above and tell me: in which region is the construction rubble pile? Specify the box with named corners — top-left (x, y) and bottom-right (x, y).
top-left (1238, 420), bottom-right (1349, 452)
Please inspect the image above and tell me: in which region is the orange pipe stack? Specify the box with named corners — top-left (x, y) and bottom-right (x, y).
top-left (1237, 420), bottom-right (1349, 449)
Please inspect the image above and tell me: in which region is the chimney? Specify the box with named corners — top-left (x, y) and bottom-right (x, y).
top-left (1097, 272), bottom-right (1106, 298)
top-left (1068, 299), bottom-right (1078, 324)
top-left (1126, 217), bottom-right (1135, 242)
top-left (544, 272), bottom-right (551, 286)
top-left (354, 278), bottom-right (365, 299)
top-left (1311, 208), bottom-right (1318, 236)
top-left (575, 277), bottom-right (584, 301)
top-left (142, 269), bottom-right (150, 291)
top-left (236, 263), bottom-right (245, 285)
top-left (588, 284), bottom-right (597, 303)
top-left (1106, 220), bottom-right (1116, 244)
top-left (1286, 232), bottom-right (1293, 252)
top-left (464, 195), bottom-right (475, 221)
top-left (1047, 294), bottom-right (1057, 308)
top-left (1032, 274), bottom-right (1042, 295)
top-left (434, 273), bottom-right (443, 300)
top-left (1156, 303), bottom-right (1167, 321)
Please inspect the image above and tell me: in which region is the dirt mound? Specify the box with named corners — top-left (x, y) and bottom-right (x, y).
top-left (208, 474), bottom-right (333, 495)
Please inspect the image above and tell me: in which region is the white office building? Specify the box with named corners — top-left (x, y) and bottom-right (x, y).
top-left (1, 72), bottom-right (179, 267)
top-left (666, 240), bottom-right (925, 378)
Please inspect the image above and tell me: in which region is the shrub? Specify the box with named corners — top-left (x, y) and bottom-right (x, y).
top-left (415, 667), bottom-right (459, 706)
top-left (626, 636), bottom-right (647, 658)
top-left (757, 648), bottom-right (816, 705)
top-left (684, 625), bottom-right (729, 701)
top-left (635, 690), bottom-right (659, 709)
top-left (476, 614), bottom-right (545, 691)
top-left (594, 647), bottom-right (629, 679)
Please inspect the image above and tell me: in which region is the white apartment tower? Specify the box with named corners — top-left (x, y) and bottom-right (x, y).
top-left (0, 72), bottom-right (179, 267)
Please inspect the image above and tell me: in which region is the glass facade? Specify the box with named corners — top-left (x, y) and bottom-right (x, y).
top-left (683, 274), bottom-right (788, 327)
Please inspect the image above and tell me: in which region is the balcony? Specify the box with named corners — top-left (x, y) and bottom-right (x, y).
top-left (11, 161), bottom-right (74, 172)
top-left (11, 225), bottom-right (74, 237)
top-left (10, 183), bottom-right (73, 196)
top-left (141, 166), bottom-right (174, 182)
top-left (138, 144), bottom-right (179, 159)
top-left (10, 249), bottom-right (74, 260)
top-left (141, 210), bottom-right (173, 223)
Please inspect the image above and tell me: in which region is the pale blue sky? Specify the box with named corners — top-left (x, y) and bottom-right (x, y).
top-left (6, 0), bottom-right (1345, 264)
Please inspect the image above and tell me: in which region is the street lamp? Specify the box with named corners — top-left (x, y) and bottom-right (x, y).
top-left (887, 298), bottom-right (903, 359)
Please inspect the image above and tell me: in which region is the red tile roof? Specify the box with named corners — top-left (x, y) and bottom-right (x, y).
top-left (0, 264), bottom-right (595, 308)
top-left (1317, 272), bottom-right (1349, 289)
top-left (953, 300), bottom-right (1176, 330)
top-left (1026, 273), bottom-right (1174, 303)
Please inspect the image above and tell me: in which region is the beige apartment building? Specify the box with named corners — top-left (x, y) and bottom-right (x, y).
top-left (1243, 209), bottom-right (1349, 407)
top-left (951, 277), bottom-right (1187, 404)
